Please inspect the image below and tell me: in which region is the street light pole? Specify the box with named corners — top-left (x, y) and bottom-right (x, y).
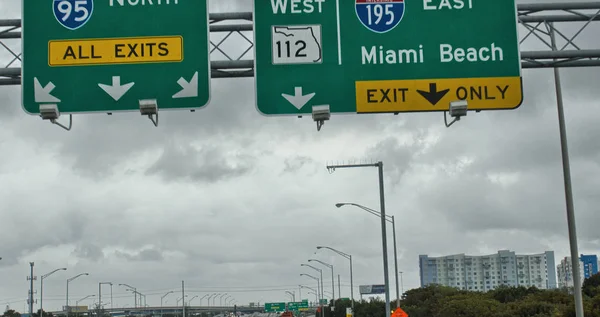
top-left (307, 292), bottom-right (318, 306)
top-left (161, 291), bottom-right (174, 317)
top-left (327, 161), bottom-right (391, 317)
top-left (302, 264), bottom-right (324, 309)
top-left (223, 295), bottom-right (231, 307)
top-left (99, 282), bottom-right (112, 310)
top-left (76, 295), bottom-right (95, 307)
top-left (549, 22), bottom-right (584, 317)
top-left (40, 268), bottom-right (67, 316)
top-left (207, 294), bottom-right (216, 307)
top-left (399, 272), bottom-right (404, 296)
top-left (300, 286), bottom-right (317, 307)
top-left (300, 273), bottom-right (323, 317)
top-left (285, 291), bottom-right (295, 302)
top-left (66, 273), bottom-right (89, 313)
top-left (199, 294), bottom-right (209, 306)
top-left (308, 259), bottom-right (335, 302)
top-left (336, 202), bottom-right (400, 308)
top-left (118, 284), bottom-right (138, 308)
top-left (219, 293), bottom-right (227, 306)
top-left (316, 246), bottom-right (354, 313)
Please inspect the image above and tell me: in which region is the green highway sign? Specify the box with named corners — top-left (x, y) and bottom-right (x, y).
top-left (265, 302), bottom-right (286, 312)
top-left (254, 0), bottom-right (522, 116)
top-left (22, 0), bottom-right (211, 115)
top-left (287, 301), bottom-right (309, 311)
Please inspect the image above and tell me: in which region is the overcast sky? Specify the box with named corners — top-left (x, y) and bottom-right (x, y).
top-left (2, 0), bottom-right (600, 313)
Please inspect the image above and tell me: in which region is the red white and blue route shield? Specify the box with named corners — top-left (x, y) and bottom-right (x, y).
top-left (355, 0), bottom-right (405, 34)
top-left (53, 0), bottom-right (94, 30)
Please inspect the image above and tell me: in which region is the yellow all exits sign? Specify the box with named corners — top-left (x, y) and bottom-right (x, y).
top-left (48, 36), bottom-right (183, 67)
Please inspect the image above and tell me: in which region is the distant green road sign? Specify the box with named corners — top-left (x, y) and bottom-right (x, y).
top-left (254, 0), bottom-right (522, 116)
top-left (287, 301), bottom-right (309, 311)
top-left (287, 302), bottom-right (298, 311)
top-left (265, 302), bottom-right (286, 312)
top-left (22, 0), bottom-right (211, 115)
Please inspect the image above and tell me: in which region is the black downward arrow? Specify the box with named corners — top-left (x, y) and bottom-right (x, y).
top-left (417, 83), bottom-right (450, 106)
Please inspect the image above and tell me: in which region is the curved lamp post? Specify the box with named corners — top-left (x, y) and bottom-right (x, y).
top-left (317, 246), bottom-right (354, 312)
top-left (309, 259), bottom-right (335, 302)
top-left (118, 284), bottom-right (138, 308)
top-left (336, 202), bottom-right (400, 308)
top-left (40, 267), bottom-right (67, 315)
top-left (76, 295), bottom-right (95, 307)
top-left (66, 273), bottom-right (89, 310)
top-left (219, 293), bottom-right (228, 306)
top-left (161, 291), bottom-right (174, 317)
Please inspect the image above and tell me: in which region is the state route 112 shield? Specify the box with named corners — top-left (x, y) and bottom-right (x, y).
top-left (53, 0), bottom-right (94, 30)
top-left (355, 0), bottom-right (405, 34)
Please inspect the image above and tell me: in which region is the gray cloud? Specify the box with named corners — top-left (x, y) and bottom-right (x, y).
top-left (73, 243), bottom-right (105, 262)
top-left (145, 139), bottom-right (256, 183)
top-left (114, 248), bottom-right (164, 262)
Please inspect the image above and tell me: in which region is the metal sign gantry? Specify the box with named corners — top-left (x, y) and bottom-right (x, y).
top-left (1, 2), bottom-right (600, 86)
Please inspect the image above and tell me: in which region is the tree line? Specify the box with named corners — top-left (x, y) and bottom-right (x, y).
top-left (324, 272), bottom-right (600, 317)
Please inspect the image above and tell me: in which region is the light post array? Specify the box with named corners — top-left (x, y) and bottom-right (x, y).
top-left (219, 293), bottom-right (228, 306)
top-left (307, 291), bottom-right (318, 306)
top-left (301, 264), bottom-right (324, 308)
top-left (212, 293), bottom-right (220, 306)
top-left (118, 284), bottom-right (138, 308)
top-left (226, 297), bottom-right (236, 306)
top-left (309, 259), bottom-right (335, 302)
top-left (336, 202), bottom-right (401, 308)
top-left (317, 246), bottom-right (354, 313)
top-left (300, 273), bottom-right (323, 317)
top-left (206, 293), bottom-right (216, 306)
top-left (285, 291), bottom-right (295, 302)
top-left (326, 161), bottom-right (391, 317)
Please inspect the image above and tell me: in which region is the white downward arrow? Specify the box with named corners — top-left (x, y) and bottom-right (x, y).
top-left (282, 87), bottom-right (315, 110)
top-left (34, 78), bottom-right (61, 103)
top-left (173, 71), bottom-right (199, 99)
top-left (98, 76), bottom-right (135, 101)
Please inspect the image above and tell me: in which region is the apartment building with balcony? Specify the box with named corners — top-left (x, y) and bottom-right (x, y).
top-left (419, 250), bottom-right (557, 291)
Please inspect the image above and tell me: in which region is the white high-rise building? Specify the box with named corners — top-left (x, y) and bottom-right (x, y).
top-left (419, 250), bottom-right (557, 291)
top-left (557, 257), bottom-right (584, 288)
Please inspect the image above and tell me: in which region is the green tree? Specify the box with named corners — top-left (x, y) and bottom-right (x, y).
top-left (433, 295), bottom-right (501, 317)
top-left (32, 309), bottom-right (54, 317)
top-left (505, 298), bottom-right (556, 317)
top-left (488, 285), bottom-right (539, 304)
top-left (2, 310), bottom-right (21, 317)
top-left (400, 284), bottom-right (461, 317)
top-left (584, 273), bottom-right (600, 298)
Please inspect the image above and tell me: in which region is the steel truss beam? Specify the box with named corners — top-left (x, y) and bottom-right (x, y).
top-left (1, 2), bottom-right (600, 85)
